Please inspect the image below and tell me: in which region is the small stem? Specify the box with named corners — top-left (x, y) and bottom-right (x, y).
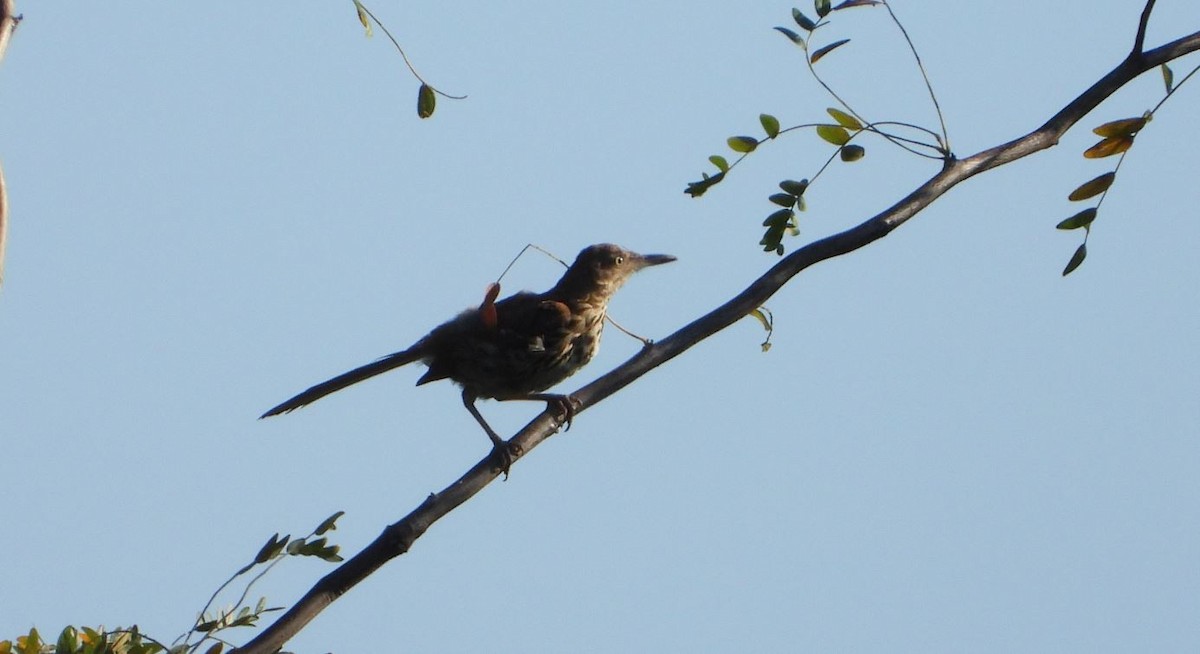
top-left (354, 1), bottom-right (466, 100)
top-left (1151, 61), bottom-right (1200, 113)
top-left (882, 0), bottom-right (951, 155)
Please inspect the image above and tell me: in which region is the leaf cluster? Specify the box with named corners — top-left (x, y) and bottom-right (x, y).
top-left (1057, 62), bottom-right (1196, 275)
top-left (1, 512), bottom-right (346, 654)
top-left (686, 1), bottom-right (949, 256)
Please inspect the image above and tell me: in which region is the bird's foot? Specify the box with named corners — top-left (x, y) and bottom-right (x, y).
top-left (545, 394), bottom-right (581, 432)
top-left (489, 439), bottom-right (523, 480)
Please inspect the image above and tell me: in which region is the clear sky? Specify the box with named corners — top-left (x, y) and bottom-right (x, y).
top-left (2, 2), bottom-right (1198, 652)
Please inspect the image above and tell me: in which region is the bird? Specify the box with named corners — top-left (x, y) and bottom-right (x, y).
top-left (260, 243), bottom-right (676, 473)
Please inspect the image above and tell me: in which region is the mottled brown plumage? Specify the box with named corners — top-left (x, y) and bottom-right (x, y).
top-left (261, 243), bottom-right (675, 470)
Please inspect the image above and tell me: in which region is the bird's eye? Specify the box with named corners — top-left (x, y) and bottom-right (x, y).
top-left (614, 256), bottom-right (624, 265)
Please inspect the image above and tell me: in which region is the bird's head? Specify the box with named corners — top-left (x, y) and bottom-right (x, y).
top-left (555, 243), bottom-right (676, 300)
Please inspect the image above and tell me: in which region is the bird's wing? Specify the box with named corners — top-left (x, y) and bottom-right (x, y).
top-left (260, 345), bottom-right (425, 418)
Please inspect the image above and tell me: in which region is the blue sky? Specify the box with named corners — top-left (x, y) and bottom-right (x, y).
top-left (2, 2), bottom-right (1198, 652)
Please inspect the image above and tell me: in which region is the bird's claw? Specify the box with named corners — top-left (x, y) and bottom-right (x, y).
top-left (490, 440), bottom-right (523, 479)
top-left (546, 395), bottom-right (582, 432)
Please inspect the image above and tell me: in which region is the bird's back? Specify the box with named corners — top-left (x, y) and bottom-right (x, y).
top-left (417, 290), bottom-right (605, 399)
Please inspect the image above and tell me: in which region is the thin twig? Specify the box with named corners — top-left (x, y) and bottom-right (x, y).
top-left (353, 1), bottom-right (466, 100)
top-left (882, 1), bottom-right (950, 153)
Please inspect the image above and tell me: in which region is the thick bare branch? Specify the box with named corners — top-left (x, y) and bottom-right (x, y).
top-left (233, 25), bottom-right (1200, 654)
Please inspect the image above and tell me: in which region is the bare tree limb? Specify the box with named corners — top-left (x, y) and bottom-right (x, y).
top-left (233, 20), bottom-right (1200, 654)
top-left (1134, 0), bottom-right (1157, 54)
top-left (0, 0), bottom-right (16, 288)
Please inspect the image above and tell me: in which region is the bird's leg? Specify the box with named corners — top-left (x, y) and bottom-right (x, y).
top-left (504, 393), bottom-right (581, 432)
top-left (462, 389), bottom-right (520, 477)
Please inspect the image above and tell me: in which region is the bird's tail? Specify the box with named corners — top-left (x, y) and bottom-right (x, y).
top-left (259, 345), bottom-right (426, 418)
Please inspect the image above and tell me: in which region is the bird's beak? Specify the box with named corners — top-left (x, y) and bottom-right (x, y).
top-left (631, 252), bottom-right (677, 269)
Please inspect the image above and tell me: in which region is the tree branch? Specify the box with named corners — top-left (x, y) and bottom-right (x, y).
top-left (1133, 0), bottom-right (1157, 54)
top-left (233, 25), bottom-right (1200, 654)
top-left (0, 0), bottom-right (16, 288)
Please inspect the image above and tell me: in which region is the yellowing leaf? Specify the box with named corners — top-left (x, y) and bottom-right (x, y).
top-left (827, 107), bottom-right (863, 130)
top-left (1083, 136), bottom-right (1133, 158)
top-left (810, 39), bottom-right (849, 64)
top-left (708, 155), bottom-right (730, 172)
top-left (816, 124), bottom-right (850, 146)
top-left (749, 306), bottom-right (774, 352)
top-left (728, 136), bottom-right (759, 153)
top-left (1068, 172), bottom-right (1115, 201)
top-left (353, 0), bottom-right (373, 37)
top-left (750, 308), bottom-right (772, 331)
top-left (1092, 117), bottom-right (1146, 138)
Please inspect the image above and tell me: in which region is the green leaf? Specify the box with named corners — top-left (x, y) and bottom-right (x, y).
top-left (708, 155), bottom-right (730, 172)
top-left (816, 124), bottom-right (850, 146)
top-left (417, 83), bottom-right (436, 119)
top-left (769, 193), bottom-right (797, 207)
top-left (779, 179), bottom-right (809, 196)
top-left (254, 533), bottom-right (288, 564)
top-left (815, 0), bottom-right (832, 17)
top-left (203, 643), bottom-right (224, 654)
top-left (727, 136), bottom-right (759, 153)
top-left (55, 627), bottom-right (77, 654)
top-left (833, 0), bottom-right (882, 8)
top-left (1092, 117), bottom-right (1146, 138)
top-left (1062, 243), bottom-right (1087, 276)
top-left (1162, 63), bottom-right (1174, 92)
top-left (1056, 208), bottom-right (1097, 230)
top-left (759, 113), bottom-right (781, 139)
top-left (353, 1), bottom-right (373, 37)
top-left (762, 208), bottom-right (794, 227)
top-left (810, 38), bottom-right (849, 64)
top-left (792, 8), bottom-right (818, 31)
top-left (1068, 172), bottom-right (1115, 201)
top-left (315, 510), bottom-right (345, 536)
top-left (760, 220), bottom-right (788, 254)
top-left (839, 144), bottom-right (865, 161)
top-left (319, 545), bottom-right (344, 562)
top-left (1083, 136), bottom-right (1133, 158)
top-left (685, 171), bottom-right (725, 198)
top-left (774, 26), bottom-right (805, 47)
top-left (826, 107), bottom-right (863, 130)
